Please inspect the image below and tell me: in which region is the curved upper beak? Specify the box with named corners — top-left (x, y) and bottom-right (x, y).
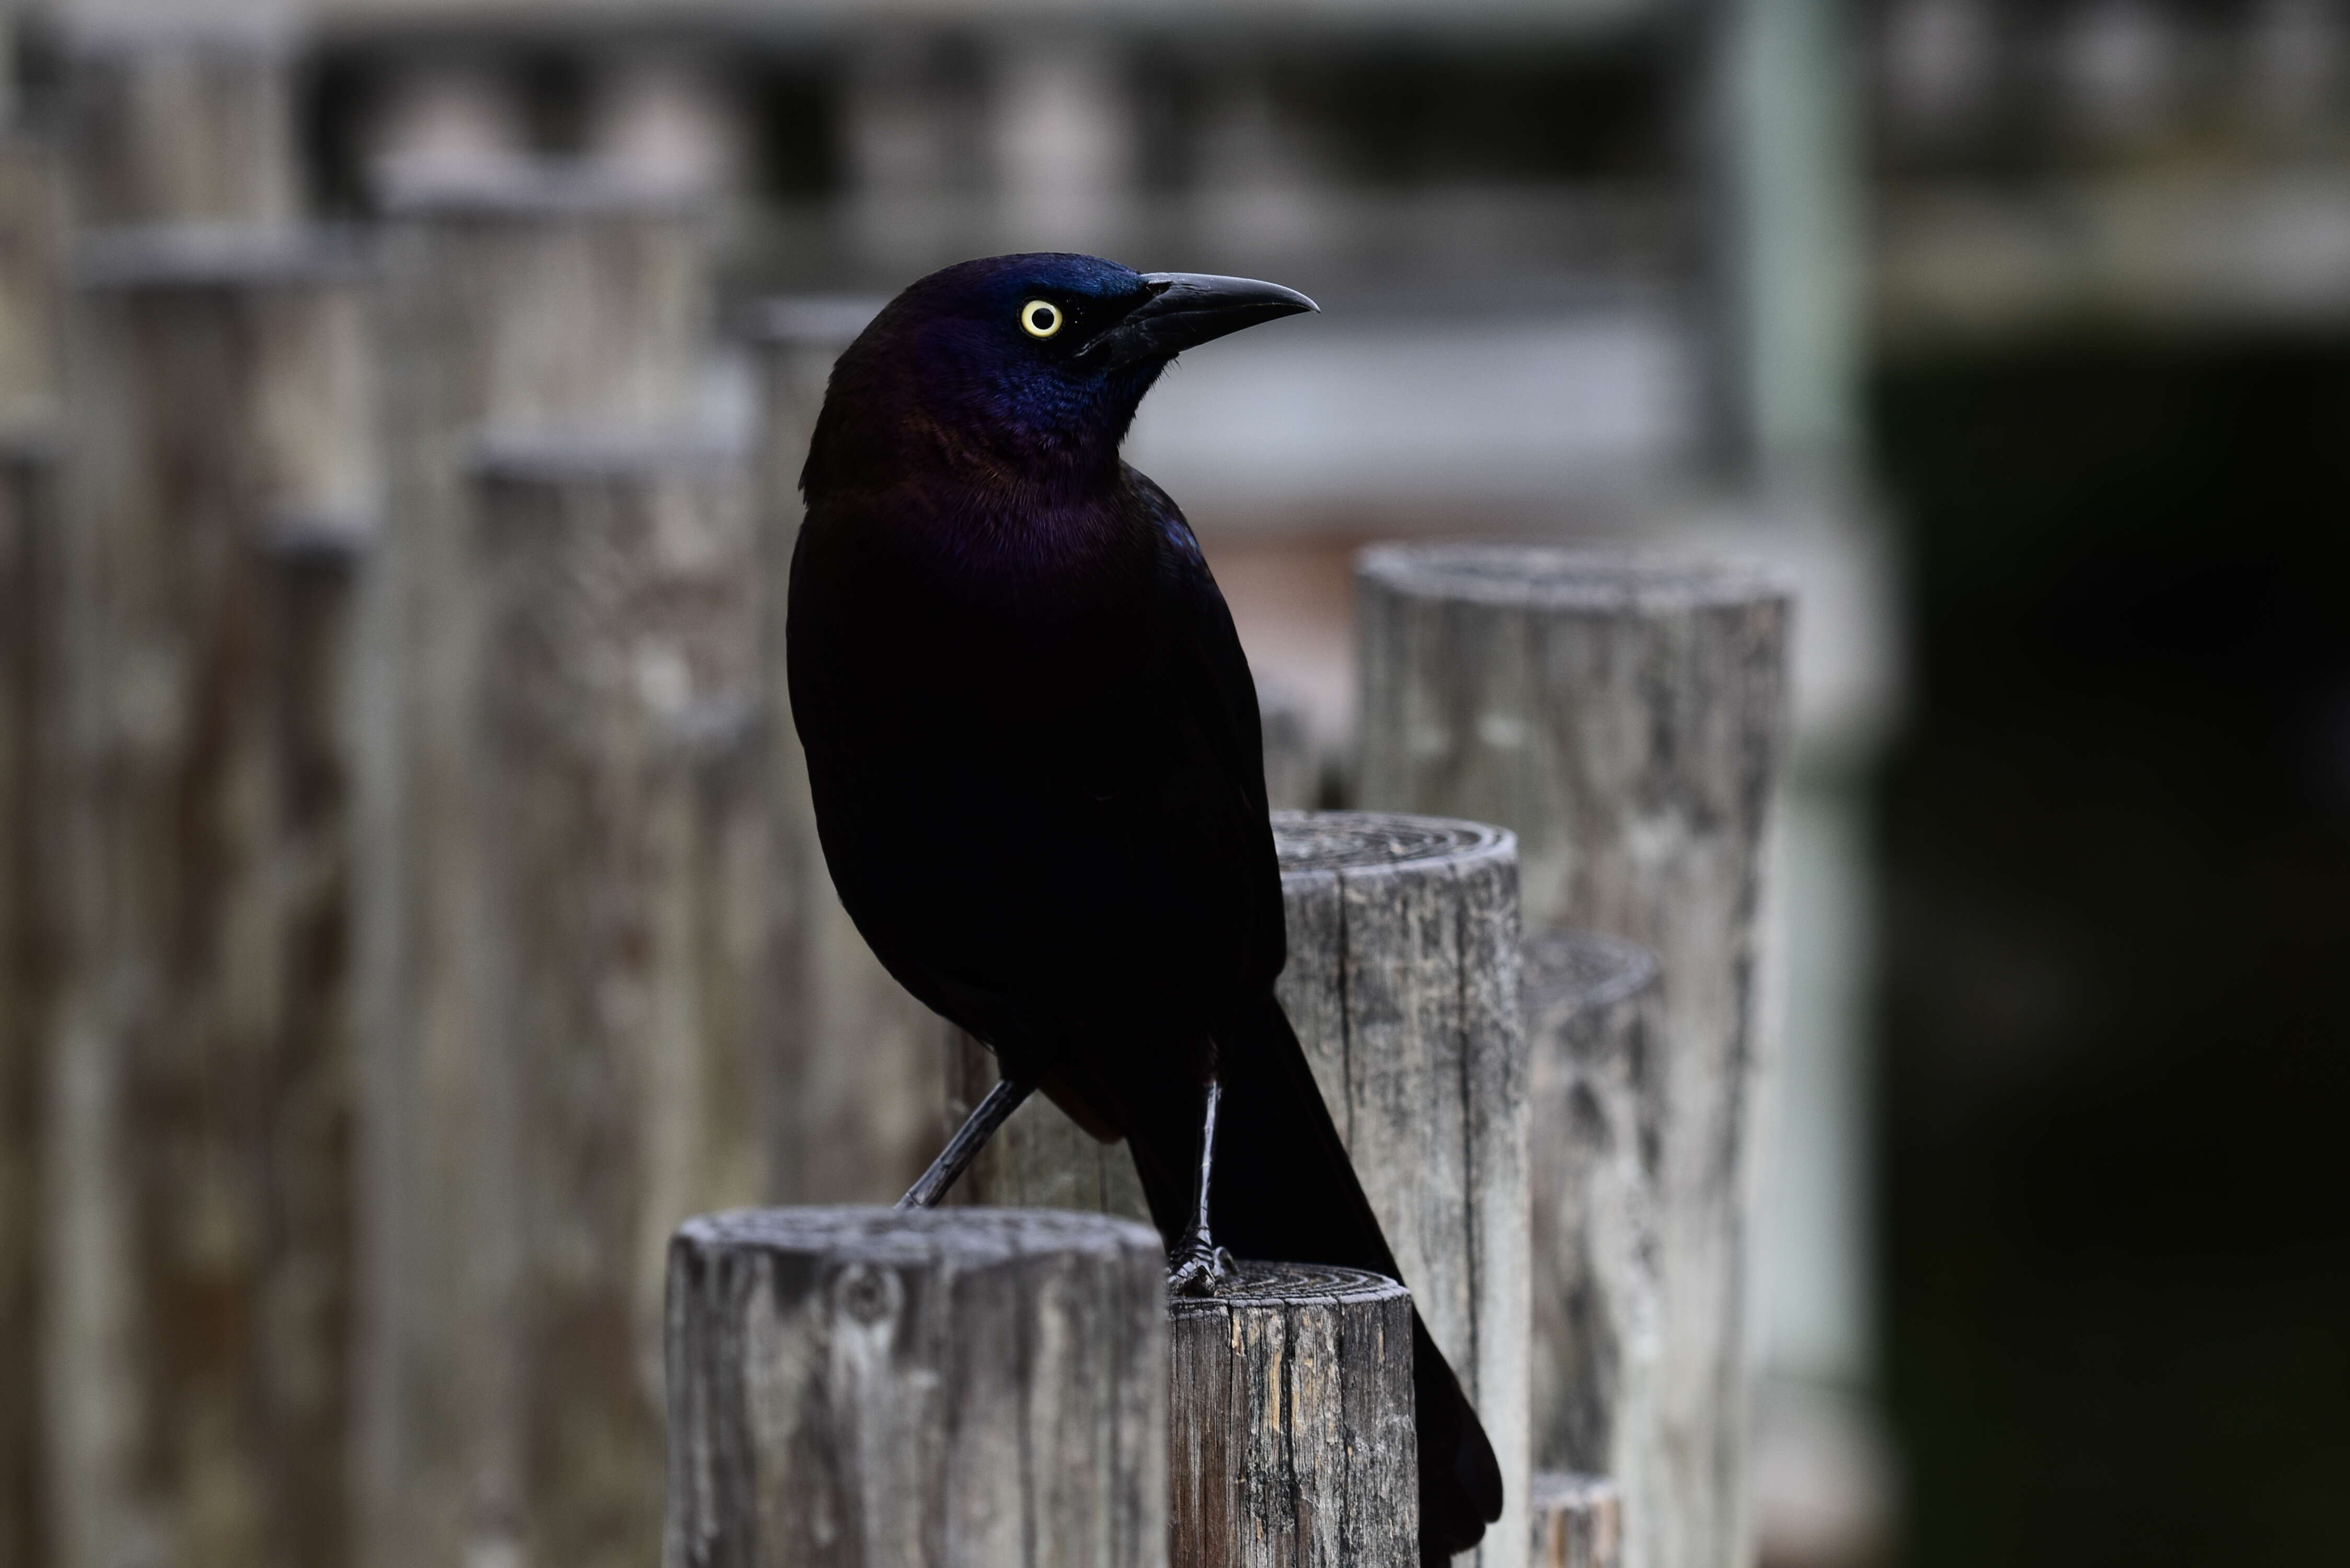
top-left (1083, 272), bottom-right (1318, 368)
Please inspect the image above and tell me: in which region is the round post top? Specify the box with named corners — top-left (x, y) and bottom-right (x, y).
top-left (1165, 1260), bottom-right (1407, 1322)
top-left (1273, 810), bottom-right (1515, 879)
top-left (1522, 930), bottom-right (1657, 1020)
top-left (1355, 544), bottom-right (1793, 612)
top-left (673, 1205), bottom-right (1163, 1267)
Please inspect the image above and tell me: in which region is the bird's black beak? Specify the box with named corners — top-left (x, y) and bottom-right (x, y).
top-left (1082, 272), bottom-right (1318, 369)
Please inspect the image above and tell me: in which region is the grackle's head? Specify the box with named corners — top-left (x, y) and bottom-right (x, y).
top-left (804, 252), bottom-right (1315, 498)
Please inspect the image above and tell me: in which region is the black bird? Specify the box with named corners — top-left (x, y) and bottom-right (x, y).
top-left (786, 253), bottom-right (1503, 1563)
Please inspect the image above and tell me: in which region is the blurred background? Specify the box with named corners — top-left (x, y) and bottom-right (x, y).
top-left (2, 2), bottom-right (2346, 1568)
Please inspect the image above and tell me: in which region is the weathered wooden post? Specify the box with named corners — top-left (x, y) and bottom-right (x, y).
top-left (665, 1207), bottom-right (1168, 1568)
top-left (1529, 1473), bottom-right (1622, 1568)
top-left (0, 130), bottom-right (61, 1568)
top-left (1524, 933), bottom-right (1659, 1568)
top-left (1273, 810), bottom-right (1530, 1568)
top-left (1357, 546), bottom-right (1793, 1568)
top-left (450, 436), bottom-right (761, 1568)
top-left (354, 166), bottom-right (721, 1568)
top-left (46, 226), bottom-right (376, 1568)
top-left (63, 15), bottom-right (299, 229)
top-left (743, 295), bottom-right (948, 1204)
top-left (1523, 933), bottom-right (1663, 1481)
top-left (1168, 1261), bottom-right (1419, 1568)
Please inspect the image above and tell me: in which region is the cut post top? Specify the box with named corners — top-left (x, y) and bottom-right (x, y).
top-left (672, 1204), bottom-right (1164, 1269)
top-left (1165, 1259), bottom-right (1405, 1321)
top-left (1356, 543), bottom-right (1794, 613)
top-left (1272, 808), bottom-right (1514, 877)
top-left (1523, 931), bottom-right (1658, 1023)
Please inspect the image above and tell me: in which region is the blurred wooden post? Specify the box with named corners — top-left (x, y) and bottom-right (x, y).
top-left (1523, 935), bottom-right (1662, 1525)
top-left (0, 130), bottom-right (62, 1568)
top-left (1273, 810), bottom-right (1530, 1568)
top-left (355, 167), bottom-right (717, 1568)
top-left (1357, 547), bottom-right (1793, 1568)
top-left (1168, 1261), bottom-right (1418, 1568)
top-left (63, 15), bottom-right (298, 230)
top-left (1530, 1473), bottom-right (1622, 1568)
top-left (48, 227), bottom-right (376, 1568)
top-left (664, 1206), bottom-right (1168, 1568)
top-left (456, 436), bottom-right (759, 1568)
top-left (743, 296), bottom-right (948, 1205)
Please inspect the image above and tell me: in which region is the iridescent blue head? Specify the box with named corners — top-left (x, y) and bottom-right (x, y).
top-left (803, 253), bottom-right (1316, 500)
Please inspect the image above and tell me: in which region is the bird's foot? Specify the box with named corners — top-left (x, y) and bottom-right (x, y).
top-left (1166, 1235), bottom-right (1235, 1298)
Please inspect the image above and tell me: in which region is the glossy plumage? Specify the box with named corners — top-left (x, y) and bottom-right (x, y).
top-left (787, 254), bottom-right (1501, 1563)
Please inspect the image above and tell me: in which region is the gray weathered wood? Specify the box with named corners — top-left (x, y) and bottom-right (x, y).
top-left (63, 17), bottom-right (298, 230)
top-left (1168, 1261), bottom-right (1418, 1568)
top-left (352, 170), bottom-right (716, 1568)
top-left (664, 1206), bottom-right (1168, 1568)
top-left (1524, 934), bottom-right (1661, 1498)
top-left (1272, 810), bottom-right (1530, 1568)
top-left (46, 233), bottom-right (377, 1568)
top-left (745, 296), bottom-right (948, 1205)
top-left (1357, 547), bottom-right (1792, 1568)
top-left (1529, 1473), bottom-right (1622, 1568)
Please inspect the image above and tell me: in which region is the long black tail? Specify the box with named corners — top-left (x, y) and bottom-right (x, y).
top-left (1115, 991), bottom-right (1504, 1565)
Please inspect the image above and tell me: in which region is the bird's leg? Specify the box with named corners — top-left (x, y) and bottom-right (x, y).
top-left (896, 1076), bottom-right (1035, 1209)
top-left (1166, 1076), bottom-right (1236, 1297)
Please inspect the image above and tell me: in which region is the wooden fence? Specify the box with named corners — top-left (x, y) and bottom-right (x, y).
top-left (0, 23), bottom-right (1794, 1568)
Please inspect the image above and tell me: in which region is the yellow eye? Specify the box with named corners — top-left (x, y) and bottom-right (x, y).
top-left (1019, 299), bottom-right (1063, 339)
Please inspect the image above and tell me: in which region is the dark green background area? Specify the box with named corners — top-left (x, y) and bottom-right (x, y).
top-left (1871, 338), bottom-right (2350, 1568)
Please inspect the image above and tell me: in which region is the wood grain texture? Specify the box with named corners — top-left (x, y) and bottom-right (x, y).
top-left (1168, 1261), bottom-right (1418, 1568)
top-left (665, 1206), bottom-right (1168, 1568)
top-left (1523, 935), bottom-right (1661, 1501)
top-left (748, 306), bottom-right (947, 1206)
top-left (1357, 547), bottom-right (1792, 1568)
top-left (1271, 811), bottom-right (1530, 1568)
top-left (47, 241), bottom-right (376, 1568)
top-left (64, 25), bottom-right (297, 230)
top-left (353, 177), bottom-right (714, 1568)
top-left (1529, 1473), bottom-right (1621, 1568)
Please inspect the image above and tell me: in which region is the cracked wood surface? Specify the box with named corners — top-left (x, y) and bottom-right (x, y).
top-left (665, 1207), bottom-right (1168, 1568)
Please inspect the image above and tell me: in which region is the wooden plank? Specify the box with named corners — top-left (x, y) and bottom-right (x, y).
top-left (664, 1206), bottom-right (1168, 1568)
top-left (1167, 1260), bottom-right (1418, 1568)
top-left (1357, 547), bottom-right (1792, 1568)
top-left (47, 235), bottom-right (376, 1568)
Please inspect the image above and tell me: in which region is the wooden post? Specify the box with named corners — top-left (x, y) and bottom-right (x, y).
top-left (440, 436), bottom-right (762, 1568)
top-left (0, 132), bottom-right (61, 1568)
top-left (354, 169), bottom-right (717, 1568)
top-left (1273, 810), bottom-right (1529, 1568)
top-left (664, 1206), bottom-right (1168, 1568)
top-left (1529, 1473), bottom-right (1622, 1568)
top-left (47, 227), bottom-right (377, 1568)
top-left (1168, 1261), bottom-right (1418, 1568)
top-left (743, 296), bottom-right (949, 1205)
top-left (1357, 547), bottom-right (1792, 1568)
top-left (63, 16), bottom-right (299, 230)
top-left (1523, 935), bottom-right (1661, 1515)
